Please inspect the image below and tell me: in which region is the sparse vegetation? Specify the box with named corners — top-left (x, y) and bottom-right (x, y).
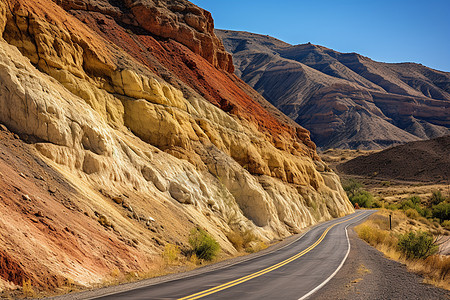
top-left (163, 243), bottom-right (180, 264)
top-left (355, 210), bottom-right (449, 290)
top-left (342, 179), bottom-right (374, 208)
top-left (246, 241), bottom-right (268, 253)
top-left (22, 279), bottom-right (35, 298)
top-left (188, 227), bottom-right (220, 261)
top-left (397, 231), bottom-right (438, 259)
top-left (430, 190), bottom-right (446, 206)
top-left (432, 202), bottom-right (450, 222)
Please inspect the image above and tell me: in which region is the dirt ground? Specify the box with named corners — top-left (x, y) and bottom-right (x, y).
top-left (313, 227), bottom-right (450, 300)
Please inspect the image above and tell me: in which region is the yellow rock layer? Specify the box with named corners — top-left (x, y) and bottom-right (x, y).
top-left (0, 0), bottom-right (353, 288)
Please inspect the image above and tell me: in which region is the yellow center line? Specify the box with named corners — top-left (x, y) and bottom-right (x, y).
top-left (178, 212), bottom-right (366, 300)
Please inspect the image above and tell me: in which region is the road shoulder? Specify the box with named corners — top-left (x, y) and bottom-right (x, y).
top-left (313, 225), bottom-right (450, 300)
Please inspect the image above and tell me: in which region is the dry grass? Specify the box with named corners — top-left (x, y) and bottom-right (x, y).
top-left (226, 231), bottom-right (244, 251)
top-left (226, 229), bottom-right (260, 252)
top-left (22, 279), bottom-right (35, 298)
top-left (163, 243), bottom-right (181, 265)
top-left (356, 211), bottom-right (450, 290)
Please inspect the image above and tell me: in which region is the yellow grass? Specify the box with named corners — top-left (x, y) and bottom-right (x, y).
top-left (355, 211), bottom-right (450, 290)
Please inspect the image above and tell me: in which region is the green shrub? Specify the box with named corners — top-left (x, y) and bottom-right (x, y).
top-left (372, 199), bottom-right (383, 208)
top-left (351, 190), bottom-right (374, 208)
top-left (442, 220), bottom-right (450, 230)
top-left (188, 227), bottom-right (220, 261)
top-left (342, 179), bottom-right (363, 199)
top-left (432, 202), bottom-right (450, 222)
top-left (397, 231), bottom-right (438, 259)
top-left (430, 190), bottom-right (446, 206)
top-left (419, 207), bottom-right (432, 218)
top-left (409, 195), bottom-right (422, 205)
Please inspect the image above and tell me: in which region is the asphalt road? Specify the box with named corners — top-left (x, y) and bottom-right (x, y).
top-left (92, 210), bottom-right (374, 300)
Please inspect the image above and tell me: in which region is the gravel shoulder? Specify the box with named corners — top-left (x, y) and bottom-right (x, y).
top-left (313, 226), bottom-right (450, 300)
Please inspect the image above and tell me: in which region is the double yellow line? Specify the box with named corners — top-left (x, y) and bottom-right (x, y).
top-left (179, 212), bottom-right (365, 300)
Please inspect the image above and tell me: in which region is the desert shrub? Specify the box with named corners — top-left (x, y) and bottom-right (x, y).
top-left (226, 231), bottom-right (244, 251)
top-left (163, 243), bottom-right (180, 264)
top-left (188, 227), bottom-right (220, 261)
top-left (351, 190), bottom-right (374, 208)
top-left (397, 231), bottom-right (438, 259)
top-left (400, 196), bottom-right (432, 218)
top-left (430, 190), bottom-right (446, 206)
top-left (372, 199), bottom-right (383, 208)
top-left (385, 203), bottom-right (400, 210)
top-left (442, 220), bottom-right (450, 230)
top-left (342, 179), bottom-right (375, 208)
top-left (242, 229), bottom-right (258, 248)
top-left (246, 241), bottom-right (268, 253)
top-left (189, 253), bottom-right (200, 265)
top-left (405, 208), bottom-right (420, 219)
top-left (419, 207), bottom-right (432, 218)
top-left (342, 179), bottom-right (363, 198)
top-left (432, 202), bottom-right (450, 222)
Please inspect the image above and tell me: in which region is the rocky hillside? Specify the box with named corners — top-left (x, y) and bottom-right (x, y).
top-left (217, 30), bottom-right (450, 150)
top-left (0, 0), bottom-right (353, 293)
top-left (338, 135), bottom-right (450, 183)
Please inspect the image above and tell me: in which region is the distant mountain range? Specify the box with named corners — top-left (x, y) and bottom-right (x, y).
top-left (217, 30), bottom-right (450, 149)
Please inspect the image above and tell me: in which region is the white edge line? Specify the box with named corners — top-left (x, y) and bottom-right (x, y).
top-left (56, 211), bottom-right (367, 300)
top-left (298, 211), bottom-right (372, 300)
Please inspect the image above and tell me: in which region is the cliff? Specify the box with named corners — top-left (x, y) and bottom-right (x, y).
top-left (0, 0), bottom-right (353, 292)
top-left (217, 30), bottom-right (450, 150)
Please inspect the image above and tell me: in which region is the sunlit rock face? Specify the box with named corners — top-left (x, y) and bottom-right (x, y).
top-left (0, 0), bottom-right (353, 290)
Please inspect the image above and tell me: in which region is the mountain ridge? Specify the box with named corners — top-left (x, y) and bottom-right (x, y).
top-left (217, 29), bottom-right (450, 149)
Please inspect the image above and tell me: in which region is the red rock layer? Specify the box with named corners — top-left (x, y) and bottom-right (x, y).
top-left (69, 8), bottom-right (318, 158)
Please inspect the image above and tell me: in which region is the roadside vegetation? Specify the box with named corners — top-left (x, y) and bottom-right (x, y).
top-left (188, 227), bottom-right (220, 261)
top-left (343, 178), bottom-right (450, 290)
top-left (343, 179), bottom-right (379, 209)
top-left (353, 204), bottom-right (449, 290)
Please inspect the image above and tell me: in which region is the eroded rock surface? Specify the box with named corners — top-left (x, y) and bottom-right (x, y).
top-left (0, 0), bottom-right (353, 292)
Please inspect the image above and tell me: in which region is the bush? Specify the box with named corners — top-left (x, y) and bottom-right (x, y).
top-left (430, 190), bottom-right (446, 206)
top-left (351, 190), bottom-right (374, 208)
top-left (342, 179), bottom-right (375, 208)
top-left (442, 220), bottom-right (450, 230)
top-left (405, 208), bottom-right (420, 219)
top-left (432, 202), bottom-right (450, 222)
top-left (342, 179), bottom-right (363, 198)
top-left (226, 231), bottom-right (244, 251)
top-left (397, 231), bottom-right (438, 259)
top-left (189, 227), bottom-right (220, 261)
top-left (163, 243), bottom-right (180, 264)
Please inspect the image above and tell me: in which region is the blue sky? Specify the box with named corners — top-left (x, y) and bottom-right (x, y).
top-left (190, 0), bottom-right (450, 72)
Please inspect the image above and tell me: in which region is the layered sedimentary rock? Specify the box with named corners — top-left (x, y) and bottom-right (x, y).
top-left (0, 0), bottom-right (353, 291)
top-left (217, 30), bottom-right (450, 149)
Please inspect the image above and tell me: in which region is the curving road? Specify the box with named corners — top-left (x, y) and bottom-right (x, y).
top-left (88, 210), bottom-right (374, 300)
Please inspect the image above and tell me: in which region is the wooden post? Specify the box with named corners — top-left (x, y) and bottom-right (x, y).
top-left (389, 214), bottom-right (392, 230)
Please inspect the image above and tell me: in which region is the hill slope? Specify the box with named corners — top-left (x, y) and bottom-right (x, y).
top-left (217, 30), bottom-right (450, 149)
top-left (338, 135), bottom-right (450, 183)
top-left (0, 0), bottom-right (353, 293)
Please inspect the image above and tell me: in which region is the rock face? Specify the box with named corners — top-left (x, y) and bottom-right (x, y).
top-left (0, 0), bottom-right (353, 292)
top-left (217, 30), bottom-right (450, 150)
